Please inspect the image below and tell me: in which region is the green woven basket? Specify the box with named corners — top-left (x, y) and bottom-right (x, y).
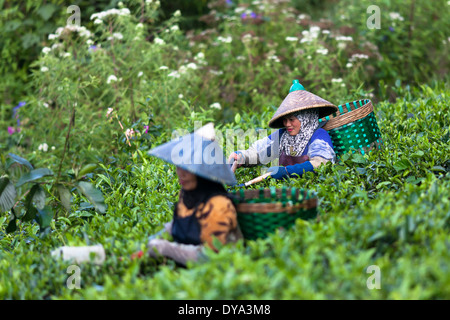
top-left (231, 187), bottom-right (317, 240)
top-left (319, 99), bottom-right (383, 156)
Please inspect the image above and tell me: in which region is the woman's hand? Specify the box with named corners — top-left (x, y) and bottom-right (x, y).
top-left (228, 151), bottom-right (244, 169)
top-left (267, 166), bottom-right (289, 180)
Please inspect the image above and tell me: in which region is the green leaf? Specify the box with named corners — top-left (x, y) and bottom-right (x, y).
top-left (351, 153), bottom-right (367, 164)
top-left (57, 184), bottom-right (72, 212)
top-left (36, 206), bottom-right (54, 229)
top-left (411, 150), bottom-right (424, 158)
top-left (430, 166), bottom-right (446, 172)
top-left (0, 177), bottom-right (17, 212)
top-left (8, 153), bottom-right (33, 170)
top-left (22, 206), bottom-right (37, 222)
top-left (393, 159), bottom-right (410, 172)
top-left (76, 182), bottom-right (107, 214)
top-left (6, 218), bottom-right (17, 234)
top-left (37, 4), bottom-right (57, 21)
top-left (234, 113), bottom-right (241, 124)
top-left (22, 184), bottom-right (44, 221)
top-left (16, 168), bottom-right (53, 187)
top-left (30, 184), bottom-right (46, 210)
top-left (78, 163), bottom-right (98, 179)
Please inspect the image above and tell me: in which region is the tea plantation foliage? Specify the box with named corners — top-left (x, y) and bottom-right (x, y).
top-left (0, 0), bottom-right (449, 299)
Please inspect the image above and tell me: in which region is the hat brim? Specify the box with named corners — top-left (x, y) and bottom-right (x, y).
top-left (268, 90), bottom-right (338, 128)
top-left (148, 132), bottom-right (237, 186)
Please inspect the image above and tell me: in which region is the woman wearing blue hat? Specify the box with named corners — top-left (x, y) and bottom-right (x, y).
top-left (229, 80), bottom-right (338, 180)
top-left (144, 123), bottom-right (242, 266)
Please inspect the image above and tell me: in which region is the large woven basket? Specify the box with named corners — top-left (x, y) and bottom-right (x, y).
top-left (319, 99), bottom-right (383, 156)
top-left (231, 187), bottom-right (317, 240)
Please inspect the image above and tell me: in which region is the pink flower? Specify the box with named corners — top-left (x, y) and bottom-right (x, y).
top-left (8, 127), bottom-right (15, 135)
top-left (144, 125), bottom-right (149, 134)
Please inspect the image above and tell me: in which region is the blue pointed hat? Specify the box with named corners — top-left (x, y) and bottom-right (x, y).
top-left (148, 123), bottom-right (237, 186)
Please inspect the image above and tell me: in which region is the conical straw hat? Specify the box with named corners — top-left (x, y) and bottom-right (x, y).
top-left (268, 80), bottom-right (338, 128)
top-left (148, 123), bottom-right (237, 186)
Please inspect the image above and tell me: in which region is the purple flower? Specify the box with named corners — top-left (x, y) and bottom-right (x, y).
top-left (8, 127), bottom-right (15, 135)
top-left (240, 13), bottom-right (247, 19)
top-left (389, 26), bottom-right (395, 32)
top-left (89, 45), bottom-right (99, 52)
top-left (13, 101), bottom-right (26, 113)
top-left (250, 12), bottom-right (257, 19)
top-left (144, 125), bottom-right (149, 134)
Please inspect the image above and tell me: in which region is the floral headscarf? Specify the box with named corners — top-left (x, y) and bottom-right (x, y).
top-left (279, 109), bottom-right (319, 156)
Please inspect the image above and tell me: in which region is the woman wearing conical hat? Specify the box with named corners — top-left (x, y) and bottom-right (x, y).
top-left (228, 80), bottom-right (338, 180)
top-left (138, 123), bottom-right (242, 266)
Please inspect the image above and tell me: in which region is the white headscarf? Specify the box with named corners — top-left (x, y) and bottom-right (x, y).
top-left (279, 109), bottom-right (319, 156)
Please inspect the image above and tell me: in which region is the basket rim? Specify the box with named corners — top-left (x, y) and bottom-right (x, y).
top-left (236, 198), bottom-right (317, 213)
top-left (320, 99), bottom-right (374, 131)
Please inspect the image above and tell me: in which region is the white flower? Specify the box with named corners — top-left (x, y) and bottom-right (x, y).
top-left (209, 102), bottom-right (221, 110)
top-left (316, 47), bottom-right (329, 55)
top-left (242, 34), bottom-right (253, 43)
top-left (173, 10), bottom-right (181, 17)
top-left (125, 128), bottom-right (134, 137)
top-left (136, 23), bottom-right (144, 29)
top-left (38, 143), bottom-right (49, 152)
top-left (217, 36), bottom-right (232, 43)
top-left (268, 55), bottom-right (280, 62)
top-left (322, 30), bottom-right (330, 34)
top-left (106, 108), bottom-right (114, 117)
top-left (43, 102), bottom-right (49, 108)
top-left (167, 71), bottom-right (180, 78)
top-left (154, 37), bottom-right (165, 45)
top-left (107, 75), bottom-right (118, 84)
top-left (94, 18), bottom-right (103, 25)
top-left (195, 52), bottom-right (205, 61)
top-left (159, 66), bottom-right (169, 70)
top-left (42, 47), bottom-right (51, 54)
top-left (186, 62), bottom-right (197, 70)
top-left (349, 53), bottom-right (370, 63)
top-left (178, 94), bottom-right (184, 99)
top-left (335, 36), bottom-right (353, 42)
top-left (90, 8), bottom-right (130, 20)
top-left (108, 32), bottom-right (123, 40)
top-left (40, 66), bottom-right (49, 72)
top-left (137, 71), bottom-right (144, 77)
top-left (178, 65), bottom-right (187, 74)
top-left (285, 36), bottom-right (299, 42)
top-left (209, 69), bottom-right (223, 76)
top-left (170, 25), bottom-right (179, 32)
top-left (51, 146), bottom-right (56, 150)
top-left (332, 78), bottom-right (343, 83)
top-left (389, 12), bottom-right (404, 21)
top-left (48, 34), bottom-right (59, 40)
top-left (61, 52), bottom-right (71, 58)
top-left (346, 62), bottom-right (353, 68)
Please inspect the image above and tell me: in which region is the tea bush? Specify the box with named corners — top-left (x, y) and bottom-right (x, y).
top-left (0, 0), bottom-right (449, 300)
top-left (1, 82), bottom-right (448, 299)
